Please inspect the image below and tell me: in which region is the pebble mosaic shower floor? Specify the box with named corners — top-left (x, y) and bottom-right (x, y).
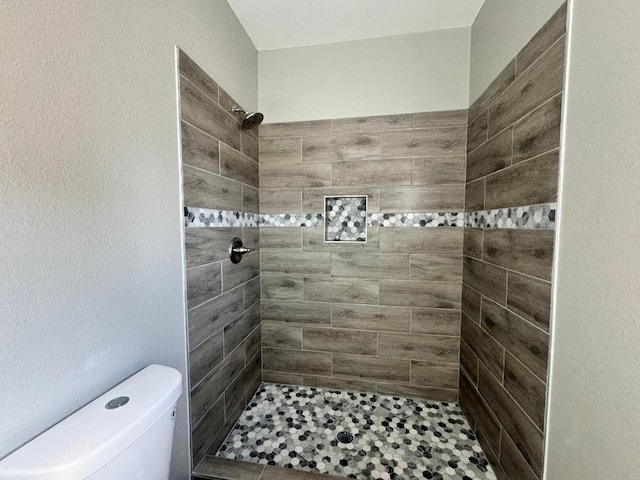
top-left (217, 384), bottom-right (497, 480)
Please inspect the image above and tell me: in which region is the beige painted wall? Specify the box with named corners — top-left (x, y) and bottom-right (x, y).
top-left (259, 28), bottom-right (470, 123)
top-left (470, 0), bottom-right (566, 103)
top-left (0, 1), bottom-right (256, 477)
top-left (546, 0), bottom-right (640, 478)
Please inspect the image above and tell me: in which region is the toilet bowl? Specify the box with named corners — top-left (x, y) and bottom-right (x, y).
top-left (0, 364), bottom-right (182, 479)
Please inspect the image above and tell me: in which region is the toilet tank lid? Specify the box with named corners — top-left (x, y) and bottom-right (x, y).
top-left (0, 364), bottom-right (182, 480)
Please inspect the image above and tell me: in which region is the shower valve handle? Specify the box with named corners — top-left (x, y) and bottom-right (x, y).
top-left (229, 237), bottom-right (252, 264)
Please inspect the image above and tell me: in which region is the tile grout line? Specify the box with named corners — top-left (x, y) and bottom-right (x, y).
top-left (467, 88), bottom-right (563, 159)
top-left (515, 33), bottom-right (567, 82)
top-left (180, 117), bottom-right (256, 166)
top-left (479, 359), bottom-right (546, 436)
top-left (481, 146), bottom-right (561, 186)
top-left (475, 300), bottom-right (549, 385)
top-left (178, 72), bottom-right (219, 107)
top-left (481, 33), bottom-right (566, 134)
top-left (180, 76), bottom-right (246, 134)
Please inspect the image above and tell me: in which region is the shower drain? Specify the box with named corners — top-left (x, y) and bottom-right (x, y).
top-left (336, 431), bottom-right (354, 444)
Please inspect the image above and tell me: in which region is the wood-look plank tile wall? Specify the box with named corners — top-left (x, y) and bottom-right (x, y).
top-left (459, 5), bottom-right (566, 480)
top-left (178, 50), bottom-right (262, 466)
top-left (258, 107), bottom-right (468, 402)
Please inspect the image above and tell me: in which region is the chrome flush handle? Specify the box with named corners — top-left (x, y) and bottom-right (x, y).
top-left (229, 237), bottom-right (253, 264)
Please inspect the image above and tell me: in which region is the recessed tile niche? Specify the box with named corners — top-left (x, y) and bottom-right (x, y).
top-left (324, 195), bottom-right (367, 242)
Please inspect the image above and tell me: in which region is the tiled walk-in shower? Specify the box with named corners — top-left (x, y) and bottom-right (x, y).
top-left (196, 383), bottom-right (496, 480)
top-left (181, 3), bottom-right (567, 479)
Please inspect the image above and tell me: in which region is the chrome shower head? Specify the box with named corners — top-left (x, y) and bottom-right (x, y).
top-left (232, 107), bottom-right (264, 129)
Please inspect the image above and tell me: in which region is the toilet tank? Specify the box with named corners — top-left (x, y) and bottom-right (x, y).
top-left (0, 364), bottom-right (182, 480)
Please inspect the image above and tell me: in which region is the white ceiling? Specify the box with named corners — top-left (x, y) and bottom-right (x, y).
top-left (227, 0), bottom-right (486, 51)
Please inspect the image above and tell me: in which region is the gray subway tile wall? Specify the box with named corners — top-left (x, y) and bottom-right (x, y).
top-left (258, 108), bottom-right (467, 403)
top-left (459, 4), bottom-right (566, 479)
top-left (178, 49), bottom-right (262, 466)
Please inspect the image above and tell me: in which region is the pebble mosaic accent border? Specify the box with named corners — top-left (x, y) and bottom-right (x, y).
top-left (260, 213), bottom-right (324, 228)
top-left (184, 203), bottom-right (556, 230)
top-left (369, 212), bottom-right (464, 228)
top-left (184, 207), bottom-right (258, 228)
top-left (217, 383), bottom-right (497, 480)
top-left (465, 203), bottom-right (557, 230)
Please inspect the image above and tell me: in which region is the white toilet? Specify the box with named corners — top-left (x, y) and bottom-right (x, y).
top-left (0, 364), bottom-right (182, 479)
